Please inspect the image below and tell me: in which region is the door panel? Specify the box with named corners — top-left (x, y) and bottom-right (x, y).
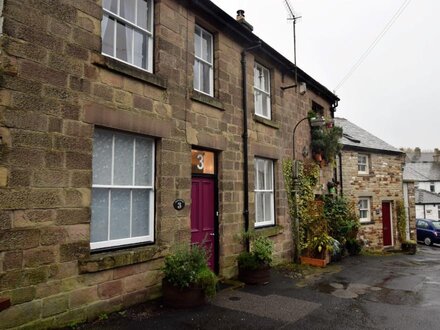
top-left (382, 202), bottom-right (392, 246)
top-left (191, 177), bottom-right (215, 270)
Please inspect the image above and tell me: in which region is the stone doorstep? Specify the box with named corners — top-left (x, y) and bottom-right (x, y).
top-left (0, 297), bottom-right (11, 311)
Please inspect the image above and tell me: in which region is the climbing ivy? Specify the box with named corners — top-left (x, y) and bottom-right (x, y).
top-left (396, 200), bottom-right (407, 243)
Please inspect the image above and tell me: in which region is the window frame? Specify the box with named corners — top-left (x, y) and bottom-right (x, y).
top-left (357, 154), bottom-right (369, 175)
top-left (253, 62), bottom-right (272, 120)
top-left (254, 157), bottom-right (275, 228)
top-left (358, 198), bottom-right (371, 223)
top-left (91, 128), bottom-right (155, 251)
top-left (101, 0), bottom-right (154, 73)
top-left (193, 24), bottom-right (214, 96)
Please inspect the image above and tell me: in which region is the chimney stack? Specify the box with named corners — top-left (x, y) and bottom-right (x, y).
top-left (434, 148), bottom-right (440, 163)
top-left (236, 9), bottom-right (254, 32)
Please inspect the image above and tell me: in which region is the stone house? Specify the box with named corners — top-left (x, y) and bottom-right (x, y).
top-left (335, 118), bottom-right (407, 249)
top-left (0, 0), bottom-right (338, 328)
top-left (403, 149), bottom-right (440, 220)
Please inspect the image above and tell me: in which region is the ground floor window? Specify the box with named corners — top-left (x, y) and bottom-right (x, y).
top-left (358, 198), bottom-right (371, 223)
top-left (91, 128), bottom-right (155, 250)
top-left (254, 157), bottom-right (275, 227)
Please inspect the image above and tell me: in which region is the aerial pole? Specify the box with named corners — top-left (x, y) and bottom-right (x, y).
top-left (284, 0), bottom-right (301, 88)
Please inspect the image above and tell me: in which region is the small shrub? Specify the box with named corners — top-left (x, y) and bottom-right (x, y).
top-left (163, 244), bottom-right (217, 297)
top-left (237, 235), bottom-right (273, 270)
top-left (345, 238), bottom-right (363, 256)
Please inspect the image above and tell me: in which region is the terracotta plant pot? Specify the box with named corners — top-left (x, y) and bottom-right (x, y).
top-left (162, 279), bottom-right (206, 308)
top-left (401, 242), bottom-right (417, 255)
top-left (300, 256), bottom-right (328, 267)
top-left (314, 153), bottom-right (322, 162)
top-left (238, 266), bottom-right (271, 285)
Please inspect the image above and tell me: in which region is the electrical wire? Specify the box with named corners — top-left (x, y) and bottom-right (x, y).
top-left (334, 0), bottom-right (412, 91)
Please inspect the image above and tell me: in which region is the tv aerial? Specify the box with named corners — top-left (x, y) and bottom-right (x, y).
top-left (283, 0), bottom-right (301, 88)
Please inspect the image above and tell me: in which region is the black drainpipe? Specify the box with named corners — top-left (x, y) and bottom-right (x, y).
top-left (338, 152), bottom-right (343, 196)
top-left (241, 41), bottom-right (261, 252)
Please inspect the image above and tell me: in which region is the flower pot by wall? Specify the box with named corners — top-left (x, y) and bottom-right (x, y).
top-left (238, 266), bottom-right (271, 285)
top-left (162, 279), bottom-right (206, 308)
top-left (401, 242), bottom-right (417, 255)
top-left (300, 256), bottom-right (328, 267)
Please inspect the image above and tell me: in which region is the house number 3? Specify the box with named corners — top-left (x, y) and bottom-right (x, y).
top-left (196, 154), bottom-right (204, 170)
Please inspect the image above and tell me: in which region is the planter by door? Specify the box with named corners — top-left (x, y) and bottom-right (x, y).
top-left (238, 266), bottom-right (270, 285)
top-left (162, 279), bottom-right (206, 308)
top-left (300, 254), bottom-right (330, 267)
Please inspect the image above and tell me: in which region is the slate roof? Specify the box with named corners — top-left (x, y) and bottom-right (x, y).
top-left (403, 162), bottom-right (440, 181)
top-left (406, 152), bottom-right (436, 163)
top-left (334, 118), bottom-right (402, 154)
top-left (415, 189), bottom-right (440, 204)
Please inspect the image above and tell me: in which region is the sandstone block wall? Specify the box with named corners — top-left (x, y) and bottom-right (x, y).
top-left (0, 0), bottom-right (336, 327)
top-left (341, 150), bottom-right (405, 249)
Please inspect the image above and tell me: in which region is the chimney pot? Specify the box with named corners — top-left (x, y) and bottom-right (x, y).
top-left (236, 9), bottom-right (254, 31)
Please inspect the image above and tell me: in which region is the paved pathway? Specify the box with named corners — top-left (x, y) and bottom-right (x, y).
top-left (72, 244), bottom-right (440, 329)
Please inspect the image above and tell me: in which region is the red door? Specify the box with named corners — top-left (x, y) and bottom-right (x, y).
top-left (382, 202), bottom-right (392, 246)
top-left (191, 177), bottom-right (215, 270)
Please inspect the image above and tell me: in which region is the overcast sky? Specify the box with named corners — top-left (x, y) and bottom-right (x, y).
top-left (211, 0), bottom-right (440, 151)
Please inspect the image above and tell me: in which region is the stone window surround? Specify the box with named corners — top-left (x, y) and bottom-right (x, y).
top-left (358, 197), bottom-right (372, 224)
top-left (81, 94), bottom-right (174, 273)
top-left (90, 128), bottom-right (155, 250)
top-left (253, 61), bottom-right (272, 120)
top-left (194, 24), bottom-right (214, 96)
top-left (358, 153), bottom-right (369, 175)
top-left (101, 0), bottom-right (154, 72)
top-left (254, 157), bottom-right (276, 228)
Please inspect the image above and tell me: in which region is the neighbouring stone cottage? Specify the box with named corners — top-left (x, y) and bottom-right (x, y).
top-left (335, 118), bottom-right (407, 249)
top-left (403, 148), bottom-right (440, 221)
top-left (0, 0), bottom-right (338, 327)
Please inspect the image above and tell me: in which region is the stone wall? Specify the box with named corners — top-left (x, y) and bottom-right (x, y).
top-left (341, 150), bottom-right (405, 249)
top-left (0, 0), bottom-right (336, 327)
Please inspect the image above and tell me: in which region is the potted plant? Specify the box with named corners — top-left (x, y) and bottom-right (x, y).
top-left (301, 232), bottom-right (335, 267)
top-left (237, 234), bottom-right (273, 285)
top-left (162, 244), bottom-right (217, 308)
top-left (401, 240), bottom-right (417, 255)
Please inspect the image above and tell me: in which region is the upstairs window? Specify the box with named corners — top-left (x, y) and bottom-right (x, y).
top-left (194, 25), bottom-right (214, 96)
top-left (254, 158), bottom-right (275, 227)
top-left (102, 0), bottom-right (154, 72)
top-left (358, 154), bottom-right (369, 174)
top-left (430, 182), bottom-right (435, 193)
top-left (91, 128), bottom-right (155, 250)
top-left (358, 198), bottom-right (371, 223)
top-left (254, 63), bottom-right (271, 119)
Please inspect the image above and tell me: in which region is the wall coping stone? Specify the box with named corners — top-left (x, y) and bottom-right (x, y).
top-left (253, 114), bottom-right (280, 129)
top-left (78, 244), bottom-right (167, 274)
top-left (92, 53), bottom-right (167, 90)
top-left (191, 90), bottom-right (225, 110)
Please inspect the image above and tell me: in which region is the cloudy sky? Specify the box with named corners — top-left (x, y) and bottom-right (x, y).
top-left (211, 0), bottom-right (440, 150)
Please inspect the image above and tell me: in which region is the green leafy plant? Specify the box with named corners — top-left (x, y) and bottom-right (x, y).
top-left (306, 232), bottom-right (335, 258)
top-left (310, 120), bottom-right (343, 163)
top-left (163, 244), bottom-right (217, 297)
top-left (345, 238), bottom-right (363, 256)
top-left (396, 200), bottom-right (407, 243)
top-left (324, 195), bottom-right (360, 246)
top-left (237, 234), bottom-right (273, 270)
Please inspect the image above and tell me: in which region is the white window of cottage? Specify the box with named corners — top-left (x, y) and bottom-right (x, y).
top-left (254, 62), bottom-right (271, 120)
top-left (194, 25), bottom-right (214, 96)
top-left (358, 154), bottom-right (369, 174)
top-left (91, 128), bottom-right (155, 250)
top-left (102, 0), bottom-right (154, 72)
top-left (254, 158), bottom-right (275, 227)
top-left (358, 198), bottom-right (371, 223)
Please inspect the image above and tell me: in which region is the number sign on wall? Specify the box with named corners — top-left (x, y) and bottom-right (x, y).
top-left (191, 149), bottom-right (214, 175)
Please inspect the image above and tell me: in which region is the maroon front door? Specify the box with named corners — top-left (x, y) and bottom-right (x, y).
top-left (382, 202), bottom-right (392, 246)
top-left (191, 177), bottom-right (215, 270)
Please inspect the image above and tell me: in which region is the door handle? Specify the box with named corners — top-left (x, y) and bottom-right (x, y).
top-left (209, 233), bottom-right (215, 236)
